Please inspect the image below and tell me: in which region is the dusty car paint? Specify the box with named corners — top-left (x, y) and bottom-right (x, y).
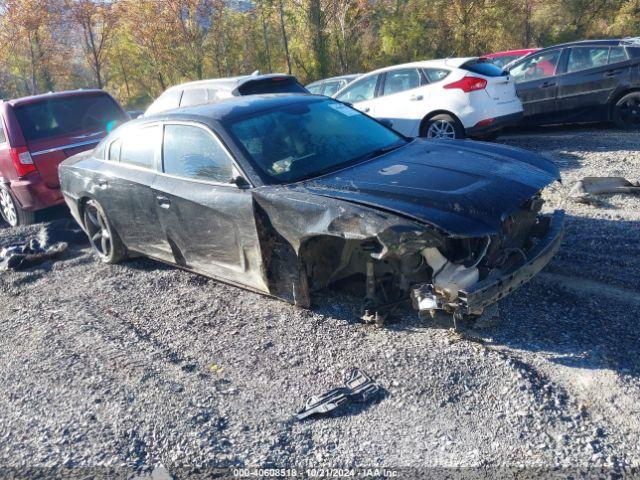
top-left (59, 95), bottom-right (563, 328)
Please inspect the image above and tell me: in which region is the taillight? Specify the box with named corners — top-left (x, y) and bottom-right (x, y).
top-left (10, 146), bottom-right (37, 177)
top-left (444, 76), bottom-right (487, 92)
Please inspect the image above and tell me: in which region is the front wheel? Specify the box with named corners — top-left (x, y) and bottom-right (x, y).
top-left (0, 184), bottom-right (35, 227)
top-left (83, 199), bottom-right (126, 264)
top-left (422, 114), bottom-right (465, 140)
top-left (612, 92), bottom-right (640, 130)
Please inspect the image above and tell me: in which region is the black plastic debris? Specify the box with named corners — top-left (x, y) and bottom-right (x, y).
top-left (0, 219), bottom-right (87, 271)
top-left (296, 368), bottom-right (381, 420)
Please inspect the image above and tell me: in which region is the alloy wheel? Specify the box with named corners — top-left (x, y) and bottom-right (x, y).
top-left (0, 188), bottom-right (18, 227)
top-left (84, 203), bottom-right (112, 259)
top-left (426, 120), bottom-right (457, 139)
top-left (617, 97), bottom-right (640, 128)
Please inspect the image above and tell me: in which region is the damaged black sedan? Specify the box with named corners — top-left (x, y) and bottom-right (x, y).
top-left (59, 95), bottom-right (563, 328)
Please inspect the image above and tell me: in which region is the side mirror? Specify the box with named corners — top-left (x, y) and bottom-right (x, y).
top-left (229, 175), bottom-right (250, 189)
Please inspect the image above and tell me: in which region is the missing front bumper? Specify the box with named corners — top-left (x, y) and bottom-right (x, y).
top-left (411, 210), bottom-right (564, 318)
top-left (457, 210), bottom-right (564, 315)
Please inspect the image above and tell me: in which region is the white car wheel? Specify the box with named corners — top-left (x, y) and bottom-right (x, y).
top-left (423, 114), bottom-right (465, 140)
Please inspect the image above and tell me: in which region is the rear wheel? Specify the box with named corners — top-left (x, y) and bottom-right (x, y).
top-left (83, 199), bottom-right (126, 264)
top-left (0, 184), bottom-right (35, 227)
top-left (422, 114), bottom-right (465, 140)
top-left (613, 92), bottom-right (640, 129)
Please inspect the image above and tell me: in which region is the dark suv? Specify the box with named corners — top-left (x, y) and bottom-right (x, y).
top-left (506, 38), bottom-right (640, 129)
top-left (0, 90), bottom-right (128, 226)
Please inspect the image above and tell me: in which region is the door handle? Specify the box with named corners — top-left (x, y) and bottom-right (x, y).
top-left (410, 94), bottom-right (424, 101)
top-left (156, 195), bottom-right (171, 209)
top-left (540, 81), bottom-right (556, 88)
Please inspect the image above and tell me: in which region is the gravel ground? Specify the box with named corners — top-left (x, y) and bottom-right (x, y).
top-left (0, 125), bottom-right (639, 476)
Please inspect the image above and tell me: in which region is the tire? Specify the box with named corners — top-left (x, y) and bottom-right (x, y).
top-left (0, 184), bottom-right (36, 227)
top-left (422, 114), bottom-right (465, 140)
top-left (612, 92), bottom-right (640, 130)
top-left (83, 199), bottom-right (127, 264)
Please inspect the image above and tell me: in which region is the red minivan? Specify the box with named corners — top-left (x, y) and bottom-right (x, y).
top-left (0, 90), bottom-right (128, 226)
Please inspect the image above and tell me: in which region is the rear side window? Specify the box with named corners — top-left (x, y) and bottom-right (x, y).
top-left (180, 88), bottom-right (208, 107)
top-left (163, 124), bottom-right (233, 183)
top-left (146, 89), bottom-right (182, 115)
top-left (306, 84), bottom-right (322, 94)
top-left (13, 94), bottom-right (126, 142)
top-left (627, 47), bottom-right (640, 58)
top-left (120, 125), bottom-right (159, 169)
top-left (322, 81), bottom-right (343, 97)
top-left (608, 47), bottom-right (628, 64)
top-left (461, 60), bottom-right (506, 77)
top-left (424, 68), bottom-right (450, 83)
top-left (237, 77), bottom-right (308, 95)
top-left (567, 46), bottom-right (610, 73)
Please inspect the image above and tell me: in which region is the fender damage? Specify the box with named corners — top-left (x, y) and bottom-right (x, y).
top-left (251, 139), bottom-right (564, 327)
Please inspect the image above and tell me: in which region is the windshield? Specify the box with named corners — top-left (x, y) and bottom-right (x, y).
top-left (227, 99), bottom-right (406, 184)
top-left (14, 94), bottom-right (127, 142)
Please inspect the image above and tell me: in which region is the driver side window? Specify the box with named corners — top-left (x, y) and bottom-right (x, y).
top-left (162, 124), bottom-right (234, 183)
top-left (510, 50), bottom-right (561, 83)
top-left (335, 75), bottom-right (378, 103)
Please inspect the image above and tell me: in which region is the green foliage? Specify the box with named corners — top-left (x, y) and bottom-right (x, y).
top-left (0, 0), bottom-right (638, 108)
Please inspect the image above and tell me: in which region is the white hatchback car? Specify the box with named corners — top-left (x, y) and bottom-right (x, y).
top-left (333, 58), bottom-right (523, 139)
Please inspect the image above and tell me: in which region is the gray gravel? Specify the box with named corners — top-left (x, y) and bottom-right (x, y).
top-left (0, 125), bottom-right (639, 475)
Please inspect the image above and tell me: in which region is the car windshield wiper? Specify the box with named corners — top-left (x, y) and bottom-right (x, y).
top-left (354, 141), bottom-right (406, 163)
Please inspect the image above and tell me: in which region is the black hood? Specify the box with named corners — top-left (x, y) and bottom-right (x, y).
top-left (287, 139), bottom-right (560, 237)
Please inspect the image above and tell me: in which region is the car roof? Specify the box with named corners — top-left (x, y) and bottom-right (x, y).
top-left (307, 74), bottom-right (360, 87)
top-left (5, 89), bottom-right (111, 107)
top-left (361, 57), bottom-right (477, 76)
top-left (537, 38), bottom-right (628, 52)
top-left (484, 48), bottom-right (540, 58)
top-left (164, 73), bottom-right (296, 92)
top-left (140, 93), bottom-right (323, 125)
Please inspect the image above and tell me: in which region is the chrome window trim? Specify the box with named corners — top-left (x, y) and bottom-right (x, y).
top-left (31, 139), bottom-right (101, 156)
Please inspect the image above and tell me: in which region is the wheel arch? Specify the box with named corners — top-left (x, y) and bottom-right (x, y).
top-left (418, 110), bottom-right (464, 137)
top-left (608, 88), bottom-right (640, 120)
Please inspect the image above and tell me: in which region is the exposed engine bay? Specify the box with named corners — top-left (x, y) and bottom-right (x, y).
top-left (293, 192), bottom-right (563, 330)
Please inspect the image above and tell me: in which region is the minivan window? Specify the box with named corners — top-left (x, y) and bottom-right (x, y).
top-left (163, 124), bottom-right (233, 183)
top-left (322, 81), bottom-right (343, 97)
top-left (180, 88), bottom-right (207, 107)
top-left (120, 125), bottom-right (159, 169)
top-left (146, 89), bottom-right (182, 115)
top-left (13, 94), bottom-right (127, 142)
top-left (335, 75), bottom-right (378, 103)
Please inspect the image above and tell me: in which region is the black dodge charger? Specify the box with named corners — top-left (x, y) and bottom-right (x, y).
top-left (59, 94), bottom-right (564, 329)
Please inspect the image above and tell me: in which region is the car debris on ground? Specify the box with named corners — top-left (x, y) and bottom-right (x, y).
top-left (0, 219), bottom-right (86, 271)
top-left (296, 369), bottom-right (382, 420)
top-left (569, 176), bottom-right (640, 204)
